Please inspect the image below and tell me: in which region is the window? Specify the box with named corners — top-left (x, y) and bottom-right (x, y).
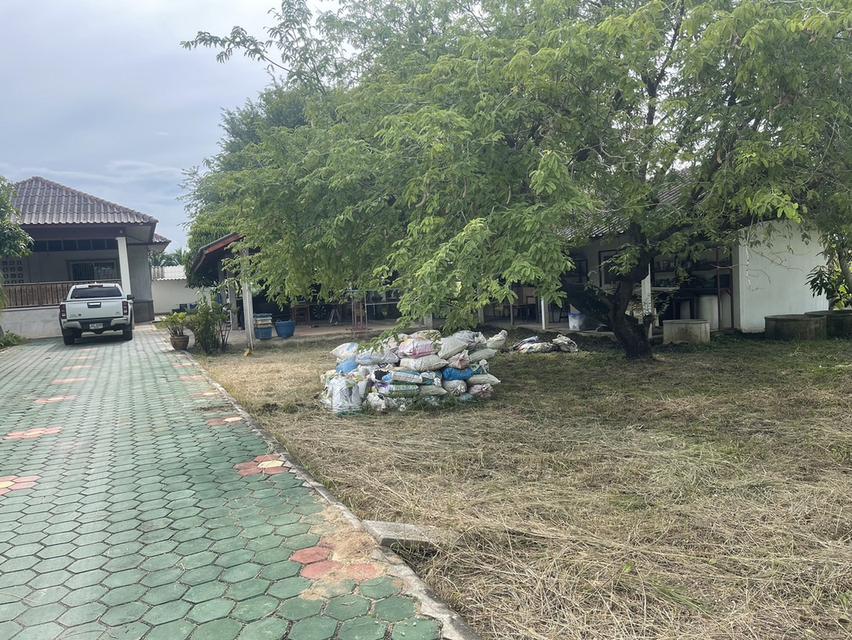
top-left (70, 285), bottom-right (122, 299)
top-left (69, 261), bottom-right (117, 282)
top-left (32, 239), bottom-right (117, 252)
top-left (564, 259), bottom-right (589, 284)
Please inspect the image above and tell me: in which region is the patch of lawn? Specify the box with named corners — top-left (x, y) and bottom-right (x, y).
top-left (201, 333), bottom-right (852, 639)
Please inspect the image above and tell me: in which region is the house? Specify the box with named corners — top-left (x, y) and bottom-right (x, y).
top-left (0, 176), bottom-right (170, 338)
top-left (151, 265), bottom-right (200, 315)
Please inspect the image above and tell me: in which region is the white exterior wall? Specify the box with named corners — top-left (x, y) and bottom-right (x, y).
top-left (0, 307), bottom-right (60, 339)
top-left (152, 279), bottom-right (200, 314)
top-left (733, 222), bottom-right (827, 332)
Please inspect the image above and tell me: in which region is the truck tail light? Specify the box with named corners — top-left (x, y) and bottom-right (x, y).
top-left (59, 303), bottom-right (67, 320)
top-left (122, 301), bottom-right (128, 315)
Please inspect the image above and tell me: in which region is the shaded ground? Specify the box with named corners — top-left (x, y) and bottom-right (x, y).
top-left (201, 331), bottom-right (852, 640)
top-left (0, 328), bottom-right (448, 640)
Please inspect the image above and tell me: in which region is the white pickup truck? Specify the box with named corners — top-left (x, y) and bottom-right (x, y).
top-left (59, 283), bottom-right (134, 345)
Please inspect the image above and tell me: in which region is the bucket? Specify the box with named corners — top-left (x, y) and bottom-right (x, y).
top-left (275, 320), bottom-right (296, 338)
top-left (254, 326), bottom-right (273, 340)
top-left (568, 313), bottom-right (585, 331)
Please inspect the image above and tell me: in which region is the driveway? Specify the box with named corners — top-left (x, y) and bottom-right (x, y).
top-left (0, 327), bottom-right (452, 640)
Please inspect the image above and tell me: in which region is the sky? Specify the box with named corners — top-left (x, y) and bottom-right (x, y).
top-left (0, 0), bottom-right (289, 248)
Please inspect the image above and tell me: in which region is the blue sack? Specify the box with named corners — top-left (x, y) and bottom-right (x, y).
top-left (442, 367), bottom-right (473, 381)
top-left (336, 359), bottom-right (358, 374)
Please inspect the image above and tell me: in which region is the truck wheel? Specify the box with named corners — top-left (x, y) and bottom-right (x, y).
top-left (122, 327), bottom-right (133, 341)
top-left (62, 331), bottom-right (76, 346)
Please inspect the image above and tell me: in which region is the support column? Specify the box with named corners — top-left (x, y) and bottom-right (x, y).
top-left (540, 296), bottom-right (548, 331)
top-left (240, 251), bottom-right (255, 351)
top-left (116, 236), bottom-right (131, 294)
top-left (477, 307), bottom-right (485, 326)
top-left (226, 280), bottom-right (239, 328)
top-left (641, 266), bottom-right (653, 339)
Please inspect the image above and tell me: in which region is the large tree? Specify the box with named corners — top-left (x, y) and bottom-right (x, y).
top-left (185, 0), bottom-right (850, 358)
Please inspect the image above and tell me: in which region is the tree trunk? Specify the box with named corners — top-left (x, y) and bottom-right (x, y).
top-left (608, 275), bottom-right (653, 360)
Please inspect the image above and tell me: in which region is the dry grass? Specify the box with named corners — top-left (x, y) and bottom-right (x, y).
top-left (199, 332), bottom-right (852, 640)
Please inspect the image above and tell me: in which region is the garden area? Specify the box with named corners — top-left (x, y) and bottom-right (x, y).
top-left (199, 332), bottom-right (852, 640)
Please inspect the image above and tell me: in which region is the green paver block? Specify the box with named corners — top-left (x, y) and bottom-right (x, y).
top-left (190, 617), bottom-right (241, 640)
top-left (141, 567), bottom-right (184, 588)
top-left (103, 568), bottom-right (146, 589)
top-left (61, 584), bottom-right (107, 607)
top-left (391, 617), bottom-right (442, 640)
top-left (233, 595), bottom-right (280, 622)
top-left (146, 619), bottom-right (195, 640)
top-left (28, 585), bottom-right (68, 606)
top-left (107, 621), bottom-right (148, 640)
top-left (268, 576), bottom-right (311, 600)
top-left (182, 551), bottom-right (217, 570)
top-left (338, 616), bottom-right (387, 640)
top-left (101, 584), bottom-right (148, 607)
top-left (215, 549), bottom-right (254, 568)
top-left (259, 560), bottom-right (301, 580)
top-left (14, 602), bottom-right (66, 626)
top-left (187, 597), bottom-right (235, 623)
top-left (225, 577), bottom-right (269, 601)
top-left (288, 615), bottom-right (337, 640)
top-left (140, 551), bottom-right (181, 571)
top-left (143, 600), bottom-right (192, 625)
top-left (57, 602), bottom-right (106, 626)
top-left (11, 621), bottom-right (63, 640)
top-left (0, 621), bottom-right (22, 640)
top-left (0, 602), bottom-right (25, 623)
top-left (66, 569), bottom-right (108, 590)
top-left (183, 581), bottom-right (227, 604)
top-left (359, 577), bottom-right (402, 600)
top-left (143, 582), bottom-right (188, 605)
top-left (100, 601), bottom-right (149, 626)
top-left (240, 616), bottom-right (289, 640)
top-left (373, 595), bottom-right (417, 622)
top-left (278, 596), bottom-right (323, 621)
top-left (220, 563), bottom-right (261, 583)
top-left (181, 565), bottom-right (223, 586)
top-left (326, 595), bottom-right (371, 621)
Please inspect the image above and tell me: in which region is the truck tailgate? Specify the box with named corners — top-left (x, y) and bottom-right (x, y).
top-left (66, 298), bottom-right (125, 320)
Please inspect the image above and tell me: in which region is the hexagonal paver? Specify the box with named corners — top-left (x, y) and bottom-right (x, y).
top-left (100, 601), bottom-right (149, 626)
top-left (15, 602), bottom-right (67, 627)
top-left (278, 596), bottom-right (323, 621)
top-left (225, 578), bottom-right (270, 601)
top-left (391, 617), bottom-right (442, 640)
top-left (358, 577), bottom-right (402, 600)
top-left (190, 617), bottom-right (242, 640)
top-left (220, 563), bottom-right (261, 583)
top-left (143, 600), bottom-right (193, 626)
top-left (338, 616), bottom-right (387, 640)
top-left (373, 595), bottom-right (417, 622)
top-left (187, 597), bottom-right (235, 623)
top-left (268, 577), bottom-right (311, 600)
top-left (326, 595), bottom-right (371, 621)
top-left (289, 615), bottom-right (337, 640)
top-left (57, 602), bottom-right (107, 627)
top-left (232, 595), bottom-right (280, 622)
top-left (143, 582), bottom-right (188, 605)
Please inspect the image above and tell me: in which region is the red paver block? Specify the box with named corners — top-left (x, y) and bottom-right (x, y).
top-left (291, 546), bottom-right (331, 565)
top-left (234, 455), bottom-right (290, 478)
top-left (180, 375), bottom-right (205, 382)
top-left (51, 378), bottom-right (88, 384)
top-left (4, 427), bottom-right (61, 441)
top-left (0, 475), bottom-right (41, 497)
top-left (35, 396), bottom-right (76, 404)
top-left (301, 560), bottom-right (341, 580)
top-left (341, 563), bottom-right (384, 581)
top-left (61, 365), bottom-right (92, 370)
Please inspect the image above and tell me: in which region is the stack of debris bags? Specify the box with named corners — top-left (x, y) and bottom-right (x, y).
top-left (321, 329), bottom-right (508, 414)
top-left (512, 334), bottom-right (579, 353)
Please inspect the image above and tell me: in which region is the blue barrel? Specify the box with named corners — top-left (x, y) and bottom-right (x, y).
top-left (254, 326), bottom-right (273, 340)
top-left (275, 320), bottom-right (296, 338)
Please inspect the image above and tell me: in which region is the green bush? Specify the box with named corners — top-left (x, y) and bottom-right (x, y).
top-left (187, 295), bottom-right (230, 354)
top-left (161, 312), bottom-right (188, 337)
top-left (0, 331), bottom-right (25, 350)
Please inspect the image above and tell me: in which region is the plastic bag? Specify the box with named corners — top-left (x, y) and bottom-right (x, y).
top-left (365, 393), bottom-right (389, 413)
top-left (469, 383), bottom-right (494, 399)
top-left (443, 367), bottom-right (474, 381)
top-left (381, 370), bottom-right (423, 384)
top-left (486, 330), bottom-right (508, 351)
top-left (437, 335), bottom-right (468, 359)
top-left (468, 348), bottom-right (497, 362)
top-left (356, 348), bottom-right (400, 365)
top-left (468, 373), bottom-right (501, 385)
top-left (512, 336), bottom-right (540, 350)
top-left (331, 342), bottom-right (360, 362)
top-left (398, 338), bottom-right (436, 358)
top-left (323, 377), bottom-right (363, 413)
top-left (447, 350), bottom-right (470, 370)
top-left (419, 384), bottom-right (447, 397)
top-left (336, 359), bottom-right (359, 374)
top-left (375, 383), bottom-right (419, 398)
top-left (517, 341), bottom-right (554, 353)
top-left (442, 380), bottom-right (467, 396)
top-left (399, 355), bottom-right (448, 372)
top-left (552, 335), bottom-right (579, 353)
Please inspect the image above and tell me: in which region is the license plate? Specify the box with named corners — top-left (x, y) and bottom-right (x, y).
top-left (89, 323), bottom-right (103, 330)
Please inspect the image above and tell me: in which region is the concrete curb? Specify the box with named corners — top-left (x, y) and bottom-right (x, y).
top-left (173, 337), bottom-right (481, 640)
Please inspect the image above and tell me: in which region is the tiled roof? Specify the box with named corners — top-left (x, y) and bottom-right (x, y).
top-left (11, 176), bottom-right (157, 225)
top-left (151, 266), bottom-right (186, 281)
top-left (152, 233), bottom-right (171, 244)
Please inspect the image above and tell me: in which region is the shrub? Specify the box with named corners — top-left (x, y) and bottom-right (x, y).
top-left (187, 295), bottom-right (229, 354)
top-left (0, 331), bottom-right (25, 350)
top-left (161, 312), bottom-right (188, 337)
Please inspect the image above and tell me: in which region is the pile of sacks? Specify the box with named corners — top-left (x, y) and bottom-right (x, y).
top-left (321, 329), bottom-right (508, 414)
top-left (512, 334), bottom-right (579, 353)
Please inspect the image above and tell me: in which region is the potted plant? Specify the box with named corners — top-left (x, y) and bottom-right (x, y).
top-left (162, 312), bottom-right (190, 350)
